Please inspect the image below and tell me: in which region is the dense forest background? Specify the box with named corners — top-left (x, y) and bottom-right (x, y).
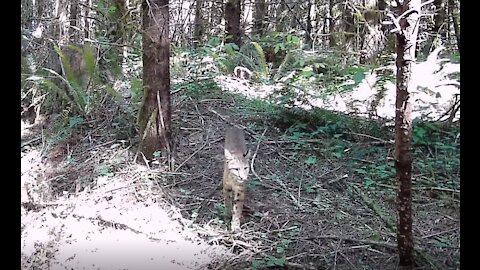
top-left (21, 0), bottom-right (460, 269)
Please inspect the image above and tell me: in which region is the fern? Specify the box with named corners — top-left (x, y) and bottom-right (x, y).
top-left (274, 52), bottom-right (293, 81)
top-left (53, 44), bottom-right (81, 88)
top-left (82, 43), bottom-right (97, 82)
top-left (51, 109), bottom-right (71, 141)
top-left (249, 41), bottom-right (268, 77)
top-left (49, 43), bottom-right (100, 115)
top-left (42, 68), bottom-right (86, 115)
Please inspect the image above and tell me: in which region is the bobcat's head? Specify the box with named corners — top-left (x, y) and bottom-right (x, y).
top-left (225, 148), bottom-right (250, 182)
top-left (225, 127), bottom-right (251, 182)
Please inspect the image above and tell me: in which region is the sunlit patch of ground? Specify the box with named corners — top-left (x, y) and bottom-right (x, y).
top-left (215, 50), bottom-right (460, 122)
top-left (21, 122), bottom-right (232, 270)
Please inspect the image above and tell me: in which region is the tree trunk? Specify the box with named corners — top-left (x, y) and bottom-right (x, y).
top-left (84, 0), bottom-right (91, 39)
top-left (107, 0), bottom-right (128, 74)
top-left (55, 0), bottom-right (69, 44)
top-left (433, 0), bottom-right (446, 38)
top-left (447, 0), bottom-right (460, 52)
top-left (69, 0), bottom-right (79, 43)
top-left (393, 0), bottom-right (421, 268)
top-left (328, 0), bottom-right (335, 48)
top-left (242, 0), bottom-right (254, 37)
top-left (253, 0), bottom-right (266, 36)
top-left (21, 0), bottom-right (34, 31)
top-left (305, 0), bottom-right (313, 47)
top-left (422, 0), bottom-right (445, 55)
top-left (139, 0), bottom-right (172, 161)
top-left (225, 0), bottom-right (242, 46)
top-left (194, 0), bottom-right (204, 46)
top-left (37, 0), bottom-right (45, 25)
top-left (360, 0), bottom-right (387, 64)
top-left (21, 0), bottom-right (34, 56)
top-left (276, 0), bottom-right (286, 32)
top-left (289, 3), bottom-right (298, 29)
top-left (209, 0), bottom-right (224, 35)
top-left (341, 1), bottom-right (357, 51)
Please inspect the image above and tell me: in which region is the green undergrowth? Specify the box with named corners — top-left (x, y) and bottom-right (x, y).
top-left (182, 78), bottom-right (460, 202)
top-left (173, 78), bottom-right (222, 100)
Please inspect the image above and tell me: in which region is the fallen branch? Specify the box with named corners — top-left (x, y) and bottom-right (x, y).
top-left (250, 128), bottom-right (268, 182)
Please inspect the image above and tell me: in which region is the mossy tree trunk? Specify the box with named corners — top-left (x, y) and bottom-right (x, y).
top-left (139, 0), bottom-right (172, 161)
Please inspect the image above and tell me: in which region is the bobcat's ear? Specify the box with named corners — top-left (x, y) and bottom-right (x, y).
top-left (225, 149), bottom-right (233, 160)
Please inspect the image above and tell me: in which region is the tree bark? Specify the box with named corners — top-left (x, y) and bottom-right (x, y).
top-left (393, 0), bottom-right (421, 268)
top-left (253, 0), bottom-right (266, 36)
top-left (139, 0), bottom-right (172, 160)
top-left (447, 0), bottom-right (460, 52)
top-left (328, 0), bottom-right (335, 48)
top-left (55, 0), bottom-right (69, 44)
top-left (209, 0), bottom-right (223, 35)
top-left (84, 0), bottom-right (91, 39)
top-left (423, 0), bottom-right (445, 54)
top-left (69, 0), bottom-right (79, 43)
top-left (305, 0), bottom-right (313, 46)
top-left (360, 0), bottom-right (387, 64)
top-left (276, 0), bottom-right (286, 32)
top-left (194, 0), bottom-right (204, 46)
top-left (225, 0), bottom-right (242, 46)
top-left (21, 0), bottom-right (34, 31)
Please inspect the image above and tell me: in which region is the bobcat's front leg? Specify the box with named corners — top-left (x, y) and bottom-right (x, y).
top-left (231, 183), bottom-right (245, 232)
top-left (223, 167), bottom-right (233, 225)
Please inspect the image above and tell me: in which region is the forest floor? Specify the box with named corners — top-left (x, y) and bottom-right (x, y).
top-left (21, 58), bottom-right (459, 269)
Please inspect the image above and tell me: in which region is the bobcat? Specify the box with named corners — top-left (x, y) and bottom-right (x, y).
top-left (223, 127), bottom-right (250, 231)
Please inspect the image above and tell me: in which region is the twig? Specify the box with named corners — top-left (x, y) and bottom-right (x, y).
top-left (192, 97), bottom-right (205, 127)
top-left (351, 184), bottom-right (397, 232)
top-left (375, 183), bottom-right (460, 193)
top-left (310, 167), bottom-right (343, 188)
top-left (332, 239), bottom-right (343, 270)
top-left (270, 226), bottom-right (300, 233)
top-left (272, 176), bottom-right (301, 208)
top-left (21, 137), bottom-right (42, 148)
top-left (317, 166), bottom-right (342, 179)
top-left (436, 93), bottom-right (460, 122)
top-left (339, 251), bottom-right (358, 269)
top-left (283, 261), bottom-right (316, 270)
top-left (250, 128), bottom-right (268, 182)
top-left (207, 108), bottom-right (258, 137)
top-left (263, 139), bottom-right (324, 144)
top-left (415, 186), bottom-right (460, 193)
top-left (208, 107), bottom-right (230, 123)
top-left (298, 168), bottom-right (303, 207)
top-left (257, 252), bottom-right (316, 270)
top-left (301, 235), bottom-right (398, 250)
top-left (421, 227), bottom-right (459, 239)
top-left (191, 180), bottom-right (223, 223)
top-left (156, 91), bottom-right (172, 169)
top-left (80, 139), bottom-right (117, 154)
top-left (285, 252), bottom-right (308, 261)
top-left (175, 137), bottom-right (222, 172)
top-left (140, 152), bottom-right (151, 171)
top-left (421, 0), bottom-right (435, 8)
top-left (345, 132), bottom-right (391, 144)
top-left (327, 174), bottom-right (349, 185)
top-left (105, 184), bottom-right (137, 193)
